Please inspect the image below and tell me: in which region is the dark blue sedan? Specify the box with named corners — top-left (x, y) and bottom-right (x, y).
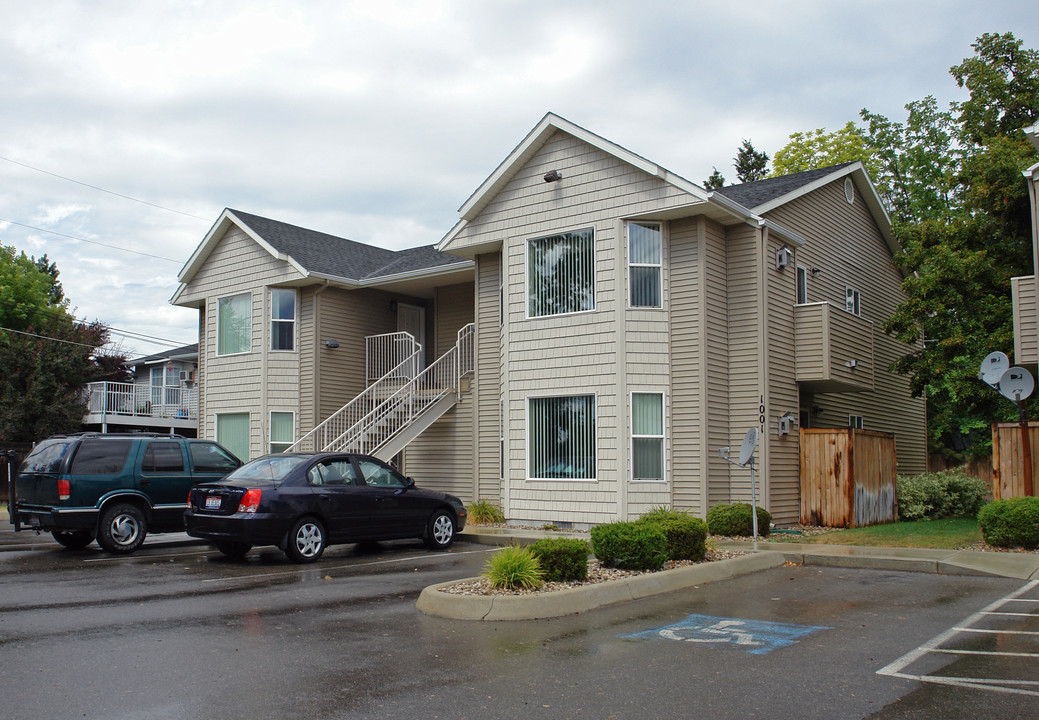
top-left (184, 453), bottom-right (467, 563)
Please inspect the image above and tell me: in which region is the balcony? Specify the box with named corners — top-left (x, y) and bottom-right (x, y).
top-left (1012, 274), bottom-right (1039, 365)
top-left (794, 302), bottom-right (875, 393)
top-left (83, 381), bottom-right (198, 433)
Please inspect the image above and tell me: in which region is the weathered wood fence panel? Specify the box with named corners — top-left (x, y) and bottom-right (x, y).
top-left (800, 428), bottom-right (897, 528)
top-left (991, 422), bottom-right (1039, 499)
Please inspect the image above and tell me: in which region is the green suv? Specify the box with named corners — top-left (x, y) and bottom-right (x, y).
top-left (9, 433), bottom-right (241, 554)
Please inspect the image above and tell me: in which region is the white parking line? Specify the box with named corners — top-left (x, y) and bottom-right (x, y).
top-left (878, 580), bottom-right (1039, 698)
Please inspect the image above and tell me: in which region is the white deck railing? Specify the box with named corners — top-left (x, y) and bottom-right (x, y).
top-left (84, 381), bottom-right (199, 420)
top-left (289, 323), bottom-right (474, 455)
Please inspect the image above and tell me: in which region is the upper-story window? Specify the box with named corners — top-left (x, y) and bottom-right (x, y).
top-left (217, 293), bottom-right (251, 355)
top-left (271, 288), bottom-right (296, 351)
top-left (796, 266), bottom-right (808, 304)
top-left (846, 286), bottom-right (861, 316)
top-left (629, 222), bottom-right (662, 308)
top-left (527, 228), bottom-right (595, 318)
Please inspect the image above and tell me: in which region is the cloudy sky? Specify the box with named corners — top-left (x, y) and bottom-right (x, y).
top-left (1, 0), bottom-right (1037, 358)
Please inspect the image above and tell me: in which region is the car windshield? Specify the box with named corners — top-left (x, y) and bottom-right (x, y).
top-left (18, 438), bottom-right (75, 474)
top-left (224, 456), bottom-right (307, 483)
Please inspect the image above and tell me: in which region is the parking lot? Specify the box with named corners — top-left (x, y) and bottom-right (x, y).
top-left (1, 527), bottom-right (1038, 720)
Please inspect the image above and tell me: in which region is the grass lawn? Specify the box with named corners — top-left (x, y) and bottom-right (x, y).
top-left (780, 517), bottom-right (983, 550)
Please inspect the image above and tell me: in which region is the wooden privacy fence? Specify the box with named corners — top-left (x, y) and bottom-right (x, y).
top-left (991, 422), bottom-right (1039, 499)
top-left (800, 428), bottom-right (898, 528)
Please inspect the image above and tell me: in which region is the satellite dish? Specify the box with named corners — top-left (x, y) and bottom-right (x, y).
top-left (999, 367), bottom-right (1035, 402)
top-left (979, 351), bottom-right (1010, 387)
top-left (738, 428), bottom-right (759, 467)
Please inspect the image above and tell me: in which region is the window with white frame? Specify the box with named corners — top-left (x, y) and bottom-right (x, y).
top-left (632, 392), bottom-right (664, 481)
top-left (527, 395), bottom-right (596, 480)
top-left (845, 286), bottom-right (861, 316)
top-left (849, 414), bottom-right (864, 429)
top-left (629, 222), bottom-right (662, 308)
top-left (217, 293), bottom-right (251, 355)
top-left (269, 412), bottom-right (294, 453)
top-left (216, 413), bottom-right (250, 463)
top-left (796, 265), bottom-right (808, 304)
top-left (527, 228), bottom-right (595, 318)
top-left (271, 288), bottom-right (296, 351)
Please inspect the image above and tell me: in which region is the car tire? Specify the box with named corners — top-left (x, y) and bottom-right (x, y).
top-left (97, 503), bottom-right (147, 554)
top-left (424, 510), bottom-right (455, 550)
top-left (285, 517), bottom-right (326, 563)
top-left (51, 530), bottom-right (94, 550)
top-left (214, 541), bottom-right (252, 558)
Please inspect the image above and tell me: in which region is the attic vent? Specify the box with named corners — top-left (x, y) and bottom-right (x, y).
top-left (844, 177), bottom-right (854, 204)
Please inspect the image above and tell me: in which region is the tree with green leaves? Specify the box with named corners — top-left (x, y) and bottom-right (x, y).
top-left (734, 139), bottom-right (770, 183)
top-left (702, 167), bottom-right (725, 190)
top-left (771, 121), bottom-right (881, 179)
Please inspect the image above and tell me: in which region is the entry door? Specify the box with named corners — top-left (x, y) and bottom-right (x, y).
top-left (397, 303), bottom-right (426, 372)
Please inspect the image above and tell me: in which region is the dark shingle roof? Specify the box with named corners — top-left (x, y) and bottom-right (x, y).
top-left (130, 343), bottom-right (198, 365)
top-left (714, 162), bottom-right (856, 210)
top-left (228, 210), bottom-right (466, 282)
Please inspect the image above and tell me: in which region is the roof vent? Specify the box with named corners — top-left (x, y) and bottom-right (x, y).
top-left (844, 177), bottom-right (855, 204)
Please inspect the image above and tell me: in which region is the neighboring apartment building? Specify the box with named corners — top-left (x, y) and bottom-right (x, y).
top-left (172, 113), bottom-right (927, 526)
top-left (1012, 122), bottom-right (1039, 365)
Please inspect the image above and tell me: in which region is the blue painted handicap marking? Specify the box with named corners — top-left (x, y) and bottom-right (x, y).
top-left (624, 614), bottom-right (832, 655)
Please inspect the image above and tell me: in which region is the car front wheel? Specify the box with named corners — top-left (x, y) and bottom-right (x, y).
top-left (424, 510), bottom-right (455, 550)
top-left (51, 530), bottom-right (94, 550)
top-left (97, 503), bottom-right (147, 554)
top-left (285, 517), bottom-right (326, 563)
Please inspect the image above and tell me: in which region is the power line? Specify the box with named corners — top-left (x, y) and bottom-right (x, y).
top-left (0, 154), bottom-right (213, 221)
top-left (0, 217), bottom-right (183, 264)
top-left (0, 325), bottom-right (102, 350)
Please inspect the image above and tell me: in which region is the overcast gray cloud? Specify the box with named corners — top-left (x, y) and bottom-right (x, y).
top-left (1, 0), bottom-right (1037, 356)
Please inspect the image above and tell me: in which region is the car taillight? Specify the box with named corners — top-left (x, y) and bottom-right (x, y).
top-left (58, 478), bottom-right (70, 501)
top-left (238, 489), bottom-right (261, 514)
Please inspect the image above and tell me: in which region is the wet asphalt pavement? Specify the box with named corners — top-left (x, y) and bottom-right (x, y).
top-left (1, 527), bottom-right (1037, 720)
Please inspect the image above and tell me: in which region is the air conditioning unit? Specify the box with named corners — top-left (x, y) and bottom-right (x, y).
top-left (180, 370), bottom-right (195, 383)
top-left (775, 246), bottom-right (793, 270)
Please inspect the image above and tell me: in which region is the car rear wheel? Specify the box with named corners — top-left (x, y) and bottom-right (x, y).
top-left (424, 510), bottom-right (455, 550)
top-left (214, 541), bottom-right (252, 558)
top-left (97, 503), bottom-right (147, 554)
top-left (285, 517), bottom-right (326, 563)
top-left (51, 530), bottom-right (94, 550)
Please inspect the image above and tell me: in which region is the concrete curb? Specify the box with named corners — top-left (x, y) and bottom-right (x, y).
top-left (416, 551), bottom-right (787, 621)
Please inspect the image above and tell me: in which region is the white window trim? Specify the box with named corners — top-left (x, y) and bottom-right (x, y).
top-left (796, 265), bottom-right (808, 305)
top-left (524, 227), bottom-right (597, 320)
top-left (270, 288), bottom-right (297, 353)
top-left (269, 410), bottom-right (295, 453)
top-left (630, 391), bottom-right (666, 483)
top-left (524, 392), bottom-right (598, 482)
top-left (215, 292), bottom-right (252, 357)
top-left (845, 286), bottom-right (861, 316)
top-left (627, 221), bottom-right (663, 310)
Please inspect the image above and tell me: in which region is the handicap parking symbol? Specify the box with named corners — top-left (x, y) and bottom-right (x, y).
top-left (624, 614), bottom-right (831, 655)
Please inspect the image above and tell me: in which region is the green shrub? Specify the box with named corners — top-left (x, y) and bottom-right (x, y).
top-left (705, 503), bottom-right (771, 537)
top-left (897, 469), bottom-right (989, 521)
top-left (590, 521), bottom-right (668, 571)
top-left (636, 509), bottom-right (708, 561)
top-left (483, 546), bottom-right (544, 590)
top-left (528, 538), bottom-right (590, 582)
top-left (466, 499), bottom-right (506, 524)
top-left (977, 497), bottom-right (1039, 550)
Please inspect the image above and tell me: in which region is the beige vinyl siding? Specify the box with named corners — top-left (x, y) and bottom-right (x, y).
top-left (702, 219), bottom-right (732, 512)
top-left (767, 178), bottom-right (927, 474)
top-left (196, 310), bottom-right (206, 436)
top-left (473, 254), bottom-right (502, 503)
top-left (403, 282), bottom-right (475, 499)
top-left (1012, 275), bottom-right (1038, 364)
top-left (298, 286), bottom-right (317, 434)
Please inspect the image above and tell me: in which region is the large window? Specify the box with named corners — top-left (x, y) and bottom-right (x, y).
top-left (528, 395), bottom-right (596, 480)
top-left (217, 293), bottom-right (251, 355)
top-left (632, 393), bottom-right (664, 481)
top-left (271, 289), bottom-right (296, 351)
top-left (527, 229), bottom-right (595, 317)
top-left (216, 413), bottom-right (250, 463)
top-left (629, 222), bottom-right (662, 308)
top-left (269, 412), bottom-right (294, 454)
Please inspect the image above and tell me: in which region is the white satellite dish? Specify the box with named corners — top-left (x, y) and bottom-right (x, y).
top-left (979, 351), bottom-right (1010, 387)
top-left (738, 427), bottom-right (759, 467)
top-left (999, 367), bottom-right (1035, 402)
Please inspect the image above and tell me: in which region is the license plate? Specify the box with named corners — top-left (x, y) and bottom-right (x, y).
top-left (204, 496), bottom-right (222, 510)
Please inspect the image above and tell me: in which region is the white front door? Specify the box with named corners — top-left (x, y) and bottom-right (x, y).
top-left (397, 303), bottom-right (426, 371)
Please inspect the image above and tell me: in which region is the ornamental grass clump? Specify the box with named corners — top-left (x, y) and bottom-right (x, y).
top-left (977, 497), bottom-right (1039, 550)
top-left (590, 521), bottom-right (667, 571)
top-left (636, 508), bottom-right (708, 561)
top-left (483, 546), bottom-right (544, 590)
top-left (528, 538), bottom-right (590, 582)
top-left (466, 499), bottom-right (506, 524)
top-left (706, 502), bottom-right (771, 538)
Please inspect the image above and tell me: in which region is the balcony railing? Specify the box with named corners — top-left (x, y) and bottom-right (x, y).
top-left (84, 381), bottom-right (199, 421)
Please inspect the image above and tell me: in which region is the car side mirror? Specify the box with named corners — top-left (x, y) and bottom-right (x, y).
top-left (404, 477), bottom-right (415, 488)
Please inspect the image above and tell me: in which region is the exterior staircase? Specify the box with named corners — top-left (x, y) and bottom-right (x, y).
top-left (288, 323), bottom-right (474, 460)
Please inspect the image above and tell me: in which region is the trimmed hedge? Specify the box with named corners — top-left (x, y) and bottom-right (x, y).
top-left (897, 469), bottom-right (989, 521)
top-left (706, 502), bottom-right (771, 538)
top-left (590, 521), bottom-right (667, 571)
top-left (977, 497), bottom-right (1039, 550)
top-left (528, 537), bottom-right (590, 582)
top-left (636, 509), bottom-right (708, 561)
